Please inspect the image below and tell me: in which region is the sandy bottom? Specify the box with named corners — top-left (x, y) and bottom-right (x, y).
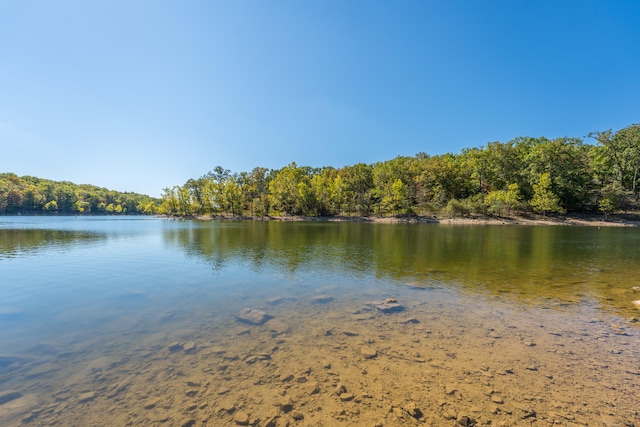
top-left (1, 289), bottom-right (639, 427)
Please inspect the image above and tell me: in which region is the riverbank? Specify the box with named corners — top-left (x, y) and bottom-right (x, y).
top-left (191, 213), bottom-right (640, 227)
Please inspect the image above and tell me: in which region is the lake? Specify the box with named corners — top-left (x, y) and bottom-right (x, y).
top-left (1, 216), bottom-right (639, 426)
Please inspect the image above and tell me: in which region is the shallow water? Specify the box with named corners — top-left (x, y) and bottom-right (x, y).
top-left (0, 216), bottom-right (639, 426)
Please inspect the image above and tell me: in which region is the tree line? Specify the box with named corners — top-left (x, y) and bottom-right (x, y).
top-left (0, 173), bottom-right (159, 215)
top-left (161, 123), bottom-right (640, 219)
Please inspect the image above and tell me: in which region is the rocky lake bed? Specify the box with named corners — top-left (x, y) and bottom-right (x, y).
top-left (1, 290), bottom-right (639, 426)
top-left (3, 217), bottom-right (640, 426)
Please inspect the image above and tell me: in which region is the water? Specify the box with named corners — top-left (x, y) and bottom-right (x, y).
top-left (0, 216), bottom-right (639, 426)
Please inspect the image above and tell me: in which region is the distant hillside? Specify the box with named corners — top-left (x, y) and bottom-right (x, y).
top-left (0, 173), bottom-right (160, 215)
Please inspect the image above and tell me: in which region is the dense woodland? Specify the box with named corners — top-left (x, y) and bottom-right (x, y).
top-left (161, 123), bottom-right (640, 218)
top-left (0, 174), bottom-right (158, 215)
top-left (3, 123), bottom-right (639, 218)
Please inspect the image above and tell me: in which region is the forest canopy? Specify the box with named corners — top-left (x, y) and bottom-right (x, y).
top-left (0, 174), bottom-right (159, 215)
top-left (3, 123), bottom-right (639, 218)
top-left (160, 123), bottom-right (640, 218)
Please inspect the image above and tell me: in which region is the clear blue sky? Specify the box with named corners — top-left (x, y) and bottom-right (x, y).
top-left (1, 1), bottom-right (639, 197)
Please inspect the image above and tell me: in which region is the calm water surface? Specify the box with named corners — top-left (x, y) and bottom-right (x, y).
top-left (1, 216), bottom-right (639, 426)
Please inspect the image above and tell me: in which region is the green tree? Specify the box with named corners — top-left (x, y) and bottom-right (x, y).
top-left (589, 124), bottom-right (640, 212)
top-left (243, 167), bottom-right (269, 216)
top-left (416, 154), bottom-right (474, 208)
top-left (597, 182), bottom-right (626, 218)
top-left (485, 183), bottom-right (522, 216)
top-left (342, 163), bottom-right (374, 216)
top-left (221, 177), bottom-right (244, 215)
top-left (44, 200), bottom-right (58, 211)
top-left (160, 186), bottom-right (180, 215)
top-left (269, 163), bottom-right (309, 215)
top-left (6, 190), bottom-right (23, 213)
top-left (22, 185), bottom-right (45, 212)
top-left (530, 173), bottom-right (564, 217)
top-left (329, 174), bottom-right (348, 215)
top-left (476, 141), bottom-right (525, 193)
top-left (72, 200), bottom-right (89, 213)
top-left (177, 186), bottom-right (192, 215)
top-left (309, 170), bottom-right (334, 216)
top-left (444, 199), bottom-right (468, 218)
top-left (522, 137), bottom-right (593, 210)
top-left (387, 179), bottom-right (409, 214)
top-left (185, 178), bottom-right (205, 214)
top-left (372, 157), bottom-right (417, 215)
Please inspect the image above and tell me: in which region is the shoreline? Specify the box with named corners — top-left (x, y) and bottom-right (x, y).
top-left (4, 212), bottom-right (638, 227)
top-left (190, 213), bottom-right (640, 227)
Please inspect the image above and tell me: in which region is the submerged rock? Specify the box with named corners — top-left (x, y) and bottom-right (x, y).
top-left (303, 381), bottom-right (320, 395)
top-left (277, 395), bottom-right (294, 412)
top-left (339, 392), bottom-right (354, 401)
top-left (236, 308), bottom-right (270, 325)
top-left (403, 401), bottom-right (424, 419)
top-left (78, 391), bottom-right (96, 403)
top-left (632, 300), bottom-right (640, 309)
top-left (265, 319), bottom-right (290, 335)
top-left (361, 346), bottom-right (377, 359)
top-left (310, 294), bottom-right (334, 304)
top-left (168, 342), bottom-right (183, 352)
top-left (368, 298), bottom-right (405, 313)
top-left (233, 411), bottom-right (250, 425)
top-left (183, 342), bottom-right (197, 354)
top-left (457, 414), bottom-right (477, 426)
